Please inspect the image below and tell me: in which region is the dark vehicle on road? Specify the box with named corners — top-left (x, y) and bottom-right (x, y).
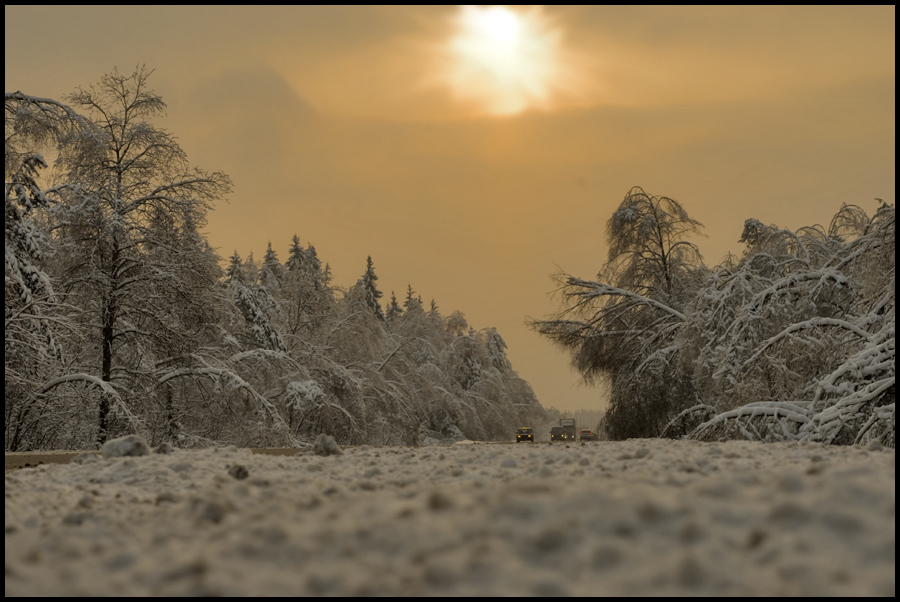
top-left (516, 427), bottom-right (534, 442)
top-left (550, 426), bottom-right (567, 442)
top-left (579, 429), bottom-right (597, 441)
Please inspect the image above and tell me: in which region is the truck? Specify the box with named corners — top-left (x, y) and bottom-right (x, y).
top-left (559, 418), bottom-right (577, 442)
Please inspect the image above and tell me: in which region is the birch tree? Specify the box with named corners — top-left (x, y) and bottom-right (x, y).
top-left (50, 67), bottom-right (232, 444)
top-left (533, 187), bottom-right (706, 438)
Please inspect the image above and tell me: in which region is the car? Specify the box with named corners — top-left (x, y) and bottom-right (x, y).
top-left (579, 429), bottom-right (597, 441)
top-left (516, 427), bottom-right (534, 442)
top-left (550, 426), bottom-right (567, 442)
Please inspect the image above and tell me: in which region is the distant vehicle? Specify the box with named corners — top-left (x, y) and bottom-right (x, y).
top-left (550, 426), bottom-right (567, 442)
top-left (579, 429), bottom-right (597, 441)
top-left (516, 427), bottom-right (534, 443)
top-left (559, 418), bottom-right (577, 441)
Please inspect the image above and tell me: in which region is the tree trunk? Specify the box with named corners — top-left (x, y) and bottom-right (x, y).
top-left (98, 300), bottom-right (116, 445)
top-left (165, 385), bottom-right (176, 442)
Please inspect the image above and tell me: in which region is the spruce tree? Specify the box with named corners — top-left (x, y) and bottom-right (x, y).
top-left (359, 256), bottom-right (384, 321)
top-left (404, 284), bottom-right (416, 309)
top-left (225, 251), bottom-right (243, 283)
top-left (286, 235), bottom-right (305, 272)
top-left (262, 242), bottom-right (283, 281)
top-left (243, 252), bottom-right (259, 284)
top-left (306, 245), bottom-right (325, 290)
top-left (386, 291), bottom-right (403, 323)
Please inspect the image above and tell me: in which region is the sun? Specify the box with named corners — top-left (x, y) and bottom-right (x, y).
top-left (445, 5), bottom-right (562, 116)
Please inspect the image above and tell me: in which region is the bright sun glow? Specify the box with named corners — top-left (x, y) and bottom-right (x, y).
top-left (446, 5), bottom-right (562, 115)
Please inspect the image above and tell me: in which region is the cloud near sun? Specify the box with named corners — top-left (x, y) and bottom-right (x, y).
top-left (442, 5), bottom-right (567, 116)
top-left (267, 5), bottom-right (584, 120)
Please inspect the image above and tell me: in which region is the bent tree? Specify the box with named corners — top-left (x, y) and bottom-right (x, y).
top-left (534, 185), bottom-right (893, 446)
top-left (533, 187), bottom-right (706, 439)
top-left (5, 91), bottom-right (87, 450)
top-left (688, 202), bottom-right (895, 447)
top-left (51, 67), bottom-right (231, 444)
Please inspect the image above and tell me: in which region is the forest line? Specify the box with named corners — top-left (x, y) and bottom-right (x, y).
top-left (6, 67), bottom-right (894, 451)
top-left (5, 68), bottom-right (545, 451)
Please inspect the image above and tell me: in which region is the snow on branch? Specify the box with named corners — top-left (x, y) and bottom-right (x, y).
top-left (747, 269), bottom-right (851, 313)
top-left (38, 372), bottom-right (118, 396)
top-left (635, 344), bottom-right (679, 375)
top-left (739, 317), bottom-right (874, 373)
top-left (5, 91), bottom-right (85, 121)
top-left (36, 373), bottom-right (144, 437)
top-left (812, 323), bottom-right (894, 402)
top-left (159, 366), bottom-right (295, 446)
top-left (229, 348), bottom-right (301, 370)
top-left (565, 278), bottom-right (686, 320)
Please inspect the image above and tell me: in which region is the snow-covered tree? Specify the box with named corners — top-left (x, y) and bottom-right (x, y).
top-left (688, 202), bottom-right (894, 447)
top-left (6, 152), bottom-right (54, 307)
top-left (7, 71), bottom-right (548, 449)
top-left (286, 235), bottom-right (305, 272)
top-left (485, 327), bottom-right (511, 370)
top-left (446, 310), bottom-right (468, 337)
top-left (230, 279), bottom-right (285, 352)
top-left (225, 250), bottom-right (244, 283)
top-left (604, 186), bottom-right (705, 303)
top-left (385, 291), bottom-right (403, 324)
top-left (533, 186), bottom-right (707, 439)
top-left (276, 237), bottom-right (334, 350)
top-left (358, 255), bottom-right (384, 321)
top-left (403, 284), bottom-right (420, 311)
top-left (50, 67), bottom-right (232, 444)
top-left (243, 252), bottom-right (259, 285)
top-left (4, 91), bottom-right (81, 309)
top-left (5, 91), bottom-right (87, 450)
top-left (260, 242), bottom-right (283, 289)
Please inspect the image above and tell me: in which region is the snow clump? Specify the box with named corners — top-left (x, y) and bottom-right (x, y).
top-left (100, 434), bottom-right (151, 459)
top-left (311, 433), bottom-right (343, 457)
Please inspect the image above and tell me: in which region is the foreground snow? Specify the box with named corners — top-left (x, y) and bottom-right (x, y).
top-left (5, 439), bottom-right (895, 596)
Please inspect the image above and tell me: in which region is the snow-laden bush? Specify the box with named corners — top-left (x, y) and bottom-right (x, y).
top-left (537, 188), bottom-right (893, 448)
top-left (689, 202), bottom-right (894, 447)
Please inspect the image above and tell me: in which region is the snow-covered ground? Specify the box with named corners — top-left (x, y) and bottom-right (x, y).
top-left (5, 437), bottom-right (895, 596)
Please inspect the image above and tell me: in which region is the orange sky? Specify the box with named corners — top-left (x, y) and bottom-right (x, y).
top-left (5, 6), bottom-right (895, 412)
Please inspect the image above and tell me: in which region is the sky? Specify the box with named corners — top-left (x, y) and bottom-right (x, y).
top-left (5, 6), bottom-right (895, 412)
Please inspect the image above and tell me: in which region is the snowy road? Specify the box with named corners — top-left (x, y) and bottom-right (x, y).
top-left (4, 438), bottom-right (895, 596)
